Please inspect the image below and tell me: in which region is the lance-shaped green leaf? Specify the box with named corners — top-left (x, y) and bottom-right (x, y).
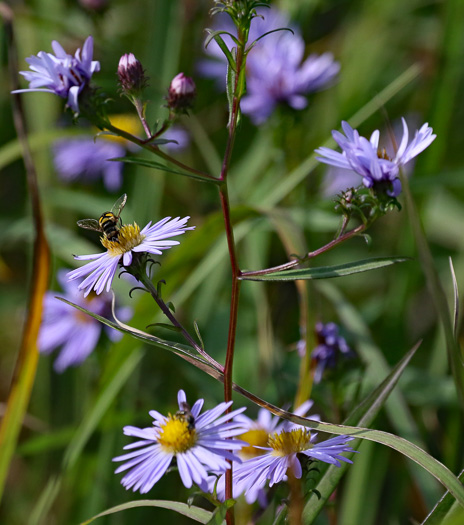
top-left (204, 30), bottom-right (237, 70)
top-left (422, 469), bottom-right (464, 525)
top-left (56, 297), bottom-right (218, 374)
top-left (239, 257), bottom-right (409, 282)
top-left (80, 499), bottom-right (215, 525)
top-left (110, 156), bottom-right (221, 184)
top-left (301, 343), bottom-right (419, 523)
top-left (450, 257), bottom-right (460, 337)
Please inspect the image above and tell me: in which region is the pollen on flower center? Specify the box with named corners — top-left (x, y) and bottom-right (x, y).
top-left (240, 428), bottom-right (270, 457)
top-left (268, 429), bottom-right (313, 456)
top-left (101, 223), bottom-right (145, 256)
top-left (157, 415), bottom-right (197, 454)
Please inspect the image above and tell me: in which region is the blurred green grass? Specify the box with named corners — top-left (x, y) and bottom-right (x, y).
top-left (1, 0), bottom-right (464, 524)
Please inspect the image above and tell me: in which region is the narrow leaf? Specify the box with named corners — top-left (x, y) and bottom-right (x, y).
top-left (112, 156), bottom-right (220, 184)
top-left (239, 257), bottom-right (409, 282)
top-left (146, 322), bottom-right (183, 334)
top-left (226, 53), bottom-right (236, 127)
top-left (204, 30), bottom-right (237, 70)
top-left (80, 499), bottom-right (214, 525)
top-left (422, 469), bottom-right (464, 525)
top-left (56, 297), bottom-right (197, 360)
top-left (302, 343), bottom-right (419, 522)
top-left (0, 11), bottom-right (51, 501)
top-left (247, 27), bottom-right (293, 51)
top-left (194, 320), bottom-right (205, 350)
top-left (450, 257), bottom-right (460, 337)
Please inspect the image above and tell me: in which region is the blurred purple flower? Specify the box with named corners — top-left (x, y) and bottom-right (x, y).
top-left (53, 137), bottom-right (126, 191)
top-left (198, 8), bottom-right (339, 124)
top-left (39, 269), bottom-right (132, 372)
top-left (310, 322), bottom-right (352, 383)
top-left (13, 36), bottom-right (100, 113)
top-left (316, 118), bottom-right (436, 197)
top-left (163, 126), bottom-right (190, 152)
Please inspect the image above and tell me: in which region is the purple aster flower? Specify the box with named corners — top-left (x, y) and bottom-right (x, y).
top-left (315, 118), bottom-right (436, 197)
top-left (198, 8), bottom-right (339, 124)
top-left (38, 269), bottom-right (132, 372)
top-left (209, 401), bottom-right (319, 504)
top-left (13, 36), bottom-right (100, 113)
top-left (68, 213), bottom-right (195, 297)
top-left (53, 137), bottom-right (126, 191)
top-left (233, 416), bottom-right (356, 498)
top-left (113, 389), bottom-right (247, 493)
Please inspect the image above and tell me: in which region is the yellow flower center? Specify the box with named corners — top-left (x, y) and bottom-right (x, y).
top-left (158, 414), bottom-right (197, 454)
top-left (240, 428), bottom-right (270, 458)
top-left (268, 429), bottom-right (313, 457)
top-left (101, 223), bottom-right (145, 256)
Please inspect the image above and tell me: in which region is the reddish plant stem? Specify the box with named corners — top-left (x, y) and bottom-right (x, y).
top-left (134, 98), bottom-right (152, 139)
top-left (241, 224), bottom-right (367, 278)
top-left (220, 27), bottom-right (246, 525)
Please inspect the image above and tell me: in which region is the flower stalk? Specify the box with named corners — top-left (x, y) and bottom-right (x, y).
top-left (136, 269), bottom-right (224, 372)
top-left (102, 121), bottom-right (220, 183)
top-left (241, 223), bottom-right (367, 278)
top-left (215, 20), bottom-right (249, 522)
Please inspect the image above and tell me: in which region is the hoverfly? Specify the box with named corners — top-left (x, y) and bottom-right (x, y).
top-left (77, 194), bottom-right (127, 242)
top-left (175, 401), bottom-right (195, 431)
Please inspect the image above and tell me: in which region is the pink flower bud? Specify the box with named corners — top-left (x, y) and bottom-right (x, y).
top-left (117, 53), bottom-right (147, 97)
top-left (79, 0), bottom-right (108, 11)
top-left (167, 73), bottom-right (196, 111)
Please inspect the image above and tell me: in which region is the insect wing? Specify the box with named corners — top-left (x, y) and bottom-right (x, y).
top-left (77, 219), bottom-right (102, 232)
top-left (111, 193), bottom-right (127, 219)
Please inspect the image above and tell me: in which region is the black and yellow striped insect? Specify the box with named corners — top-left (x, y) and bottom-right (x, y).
top-left (77, 193), bottom-right (127, 242)
top-left (175, 401), bottom-right (195, 431)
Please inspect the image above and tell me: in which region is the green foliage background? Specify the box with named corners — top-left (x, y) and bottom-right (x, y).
top-left (1, 0), bottom-right (464, 523)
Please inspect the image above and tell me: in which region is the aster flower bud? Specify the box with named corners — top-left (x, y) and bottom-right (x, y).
top-left (167, 73), bottom-right (196, 112)
top-left (79, 0), bottom-right (108, 11)
top-left (117, 53), bottom-right (147, 98)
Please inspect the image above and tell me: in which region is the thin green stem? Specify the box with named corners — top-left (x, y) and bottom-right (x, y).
top-left (134, 98), bottom-right (152, 140)
top-left (139, 273), bottom-right (224, 372)
top-left (240, 224), bottom-right (366, 278)
top-left (103, 122), bottom-right (219, 183)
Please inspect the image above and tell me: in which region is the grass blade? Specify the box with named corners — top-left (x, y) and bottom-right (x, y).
top-left (302, 342), bottom-right (419, 522)
top-left (80, 499), bottom-right (215, 525)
